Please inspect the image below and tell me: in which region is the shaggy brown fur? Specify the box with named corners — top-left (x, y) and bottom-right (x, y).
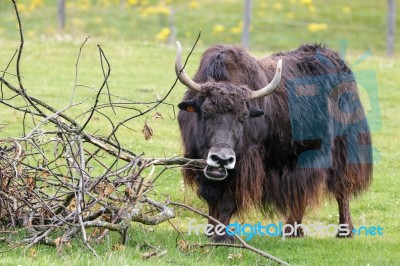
top-left (177, 43), bottom-right (372, 241)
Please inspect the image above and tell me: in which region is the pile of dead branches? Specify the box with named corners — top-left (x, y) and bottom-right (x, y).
top-left (0, 136), bottom-right (185, 251)
top-left (0, 2), bottom-right (289, 265)
top-left (0, 0), bottom-right (205, 254)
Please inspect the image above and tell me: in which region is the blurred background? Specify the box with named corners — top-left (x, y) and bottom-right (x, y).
top-left (0, 0), bottom-right (398, 55)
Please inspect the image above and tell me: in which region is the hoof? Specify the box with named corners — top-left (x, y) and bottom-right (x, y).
top-left (336, 231), bottom-right (354, 238)
top-left (284, 225), bottom-right (304, 238)
top-left (336, 224), bottom-right (354, 238)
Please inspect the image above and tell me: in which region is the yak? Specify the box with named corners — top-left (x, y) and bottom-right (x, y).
top-left (175, 41), bottom-right (372, 242)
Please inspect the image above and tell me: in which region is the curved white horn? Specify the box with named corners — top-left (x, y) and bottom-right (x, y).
top-left (175, 41), bottom-right (202, 92)
top-left (249, 59), bottom-right (282, 99)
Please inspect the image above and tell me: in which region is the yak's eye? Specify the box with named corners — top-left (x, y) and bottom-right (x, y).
top-left (239, 113), bottom-right (249, 123)
top-left (202, 108), bottom-right (210, 115)
top-left (201, 103), bottom-right (215, 118)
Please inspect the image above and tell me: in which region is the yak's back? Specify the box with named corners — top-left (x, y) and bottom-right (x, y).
top-left (268, 44), bottom-right (351, 77)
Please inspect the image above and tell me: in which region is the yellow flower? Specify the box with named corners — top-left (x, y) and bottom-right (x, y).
top-left (231, 27), bottom-right (241, 35)
top-left (256, 10), bottom-right (266, 18)
top-left (78, 0), bottom-right (91, 11)
top-left (273, 3), bottom-right (282, 10)
top-left (17, 3), bottom-right (27, 13)
top-left (101, 27), bottom-right (118, 35)
top-left (27, 30), bottom-right (36, 38)
top-left (286, 12), bottom-right (295, 19)
top-left (29, 0), bottom-right (43, 11)
top-left (66, 2), bottom-right (75, 8)
top-left (300, 0), bottom-right (313, 5)
top-left (32, 0), bottom-right (44, 7)
top-left (157, 5), bottom-right (170, 15)
top-left (308, 5), bottom-right (316, 13)
top-left (108, 27), bottom-right (117, 35)
top-left (100, 0), bottom-right (111, 8)
top-left (225, 36), bottom-right (233, 43)
top-left (94, 17), bottom-right (103, 24)
top-left (342, 6), bottom-right (351, 14)
top-left (155, 27), bottom-right (171, 42)
top-left (141, 5), bottom-right (170, 17)
top-left (307, 23), bottom-right (328, 32)
top-left (128, 0), bottom-right (138, 6)
top-left (213, 24), bottom-right (225, 35)
top-left (230, 21), bottom-right (243, 35)
top-left (46, 27), bottom-right (56, 35)
top-left (0, 27), bottom-right (5, 35)
top-left (189, 1), bottom-right (200, 9)
top-left (185, 31), bottom-right (192, 37)
top-left (140, 8), bottom-right (149, 17)
top-left (260, 2), bottom-right (267, 9)
top-left (72, 18), bottom-right (85, 27)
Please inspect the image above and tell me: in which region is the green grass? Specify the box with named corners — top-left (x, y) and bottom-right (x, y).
top-left (1, 1), bottom-right (400, 265)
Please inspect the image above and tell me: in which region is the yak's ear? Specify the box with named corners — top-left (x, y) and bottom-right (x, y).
top-left (178, 100), bottom-right (197, 113)
top-left (249, 107), bottom-right (264, 118)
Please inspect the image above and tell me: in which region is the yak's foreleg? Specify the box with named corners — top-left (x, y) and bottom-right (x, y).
top-left (285, 204), bottom-right (306, 237)
top-left (210, 191), bottom-right (237, 243)
top-left (205, 198), bottom-right (219, 227)
top-left (198, 178), bottom-right (220, 227)
top-left (198, 180), bottom-right (237, 242)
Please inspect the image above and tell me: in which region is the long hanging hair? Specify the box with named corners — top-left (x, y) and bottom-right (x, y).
top-left (178, 43), bottom-right (373, 216)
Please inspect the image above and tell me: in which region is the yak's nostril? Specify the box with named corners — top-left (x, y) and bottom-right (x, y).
top-left (207, 146), bottom-right (236, 169)
top-left (210, 154), bottom-right (235, 166)
top-left (211, 155), bottom-right (220, 162)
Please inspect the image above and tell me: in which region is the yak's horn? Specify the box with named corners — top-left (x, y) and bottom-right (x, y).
top-left (175, 41), bottom-right (202, 92)
top-left (249, 59), bottom-right (282, 99)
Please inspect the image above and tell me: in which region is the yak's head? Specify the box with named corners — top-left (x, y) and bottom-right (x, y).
top-left (175, 42), bottom-right (282, 181)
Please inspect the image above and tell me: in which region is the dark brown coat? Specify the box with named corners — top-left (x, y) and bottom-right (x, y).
top-left (177, 44), bottom-right (372, 241)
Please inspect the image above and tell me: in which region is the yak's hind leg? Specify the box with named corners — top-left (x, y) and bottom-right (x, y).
top-left (330, 166), bottom-right (355, 238)
top-left (335, 195), bottom-right (354, 238)
top-left (331, 134), bottom-right (372, 238)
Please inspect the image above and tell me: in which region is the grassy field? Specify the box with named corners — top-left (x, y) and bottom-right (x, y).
top-left (0, 0), bottom-right (399, 265)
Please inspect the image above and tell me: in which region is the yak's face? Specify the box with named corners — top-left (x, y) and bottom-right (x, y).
top-left (178, 83), bottom-right (264, 180)
top-left (174, 42), bottom-right (282, 180)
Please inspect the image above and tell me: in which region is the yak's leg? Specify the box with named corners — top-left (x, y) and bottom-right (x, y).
top-left (198, 181), bottom-right (221, 239)
top-left (331, 166), bottom-right (354, 237)
top-left (211, 192), bottom-right (237, 243)
top-left (336, 195), bottom-right (354, 238)
top-left (206, 198), bottom-right (219, 227)
top-left (284, 204), bottom-right (306, 237)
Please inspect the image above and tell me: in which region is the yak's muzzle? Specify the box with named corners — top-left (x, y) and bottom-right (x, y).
top-left (204, 145), bottom-right (236, 181)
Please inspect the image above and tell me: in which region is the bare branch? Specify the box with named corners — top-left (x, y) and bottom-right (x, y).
top-left (71, 36), bottom-right (90, 105)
